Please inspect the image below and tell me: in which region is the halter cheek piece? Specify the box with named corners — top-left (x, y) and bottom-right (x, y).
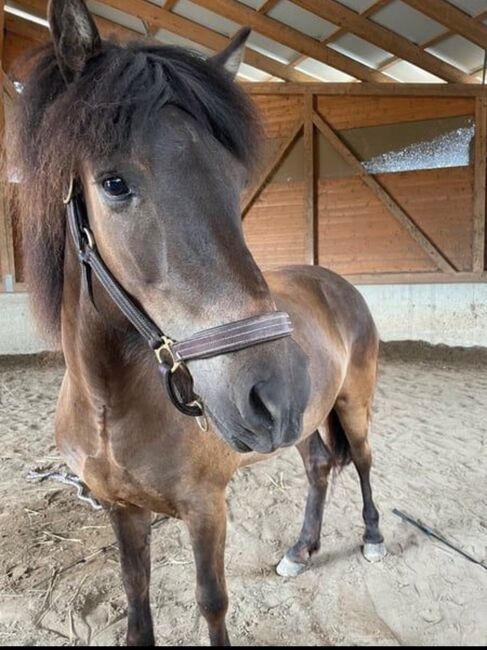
top-left (64, 179), bottom-right (293, 426)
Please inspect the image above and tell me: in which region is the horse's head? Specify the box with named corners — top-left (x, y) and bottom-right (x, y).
top-left (39, 0), bottom-right (311, 453)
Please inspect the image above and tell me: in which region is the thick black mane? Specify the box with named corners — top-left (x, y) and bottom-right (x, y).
top-left (11, 40), bottom-right (261, 340)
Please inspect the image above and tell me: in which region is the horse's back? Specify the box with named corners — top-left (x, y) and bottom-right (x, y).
top-left (265, 264), bottom-right (379, 360)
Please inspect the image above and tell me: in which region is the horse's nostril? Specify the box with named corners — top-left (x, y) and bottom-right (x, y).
top-left (249, 380), bottom-right (276, 431)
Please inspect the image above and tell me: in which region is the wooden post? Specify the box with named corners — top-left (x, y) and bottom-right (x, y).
top-left (473, 97), bottom-right (487, 272)
top-left (0, 0), bottom-right (16, 292)
top-left (303, 93), bottom-right (317, 265)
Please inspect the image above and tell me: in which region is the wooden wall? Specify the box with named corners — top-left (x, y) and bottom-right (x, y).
top-left (0, 20), bottom-right (486, 291)
top-left (243, 88), bottom-right (487, 284)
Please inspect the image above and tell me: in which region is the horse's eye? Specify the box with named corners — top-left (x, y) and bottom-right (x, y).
top-left (102, 177), bottom-right (130, 198)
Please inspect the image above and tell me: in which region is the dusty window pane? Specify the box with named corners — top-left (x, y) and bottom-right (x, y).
top-left (338, 115), bottom-right (474, 175)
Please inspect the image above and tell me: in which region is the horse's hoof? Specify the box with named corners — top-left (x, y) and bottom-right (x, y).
top-left (276, 554), bottom-right (308, 577)
top-left (362, 541), bottom-right (386, 563)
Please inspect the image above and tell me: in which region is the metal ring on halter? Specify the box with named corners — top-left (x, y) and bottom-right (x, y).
top-left (83, 228), bottom-right (95, 249)
top-left (188, 400), bottom-right (208, 432)
top-left (63, 176), bottom-right (75, 205)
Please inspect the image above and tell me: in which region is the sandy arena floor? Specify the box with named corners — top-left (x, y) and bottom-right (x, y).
top-left (0, 343), bottom-right (486, 646)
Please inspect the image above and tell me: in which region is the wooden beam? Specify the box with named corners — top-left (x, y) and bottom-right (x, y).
top-left (286, 0), bottom-right (394, 78)
top-left (5, 13), bottom-right (47, 43)
top-left (303, 94), bottom-right (317, 264)
top-left (242, 119), bottom-right (303, 217)
top-left (403, 0), bottom-right (487, 51)
top-left (375, 7), bottom-right (487, 77)
top-left (259, 0), bottom-right (280, 12)
top-left (292, 0), bottom-right (475, 84)
top-left (0, 1), bottom-right (16, 292)
top-left (243, 83), bottom-right (487, 97)
top-left (189, 0), bottom-right (391, 82)
top-left (163, 0), bottom-right (179, 9)
top-left (11, 0), bottom-right (138, 41)
top-left (473, 97), bottom-right (487, 272)
top-left (312, 110), bottom-right (457, 273)
top-left (12, 0), bottom-right (315, 81)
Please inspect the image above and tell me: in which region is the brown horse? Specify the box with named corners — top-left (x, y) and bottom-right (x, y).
top-left (12, 0), bottom-right (384, 645)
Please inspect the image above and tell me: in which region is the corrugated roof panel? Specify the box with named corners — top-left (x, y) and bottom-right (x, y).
top-left (154, 27), bottom-right (213, 55)
top-left (173, 0), bottom-right (240, 37)
top-left (237, 0), bottom-right (267, 8)
top-left (295, 57), bottom-right (356, 82)
top-left (446, 0), bottom-right (487, 16)
top-left (334, 0), bottom-right (381, 11)
top-left (427, 35), bottom-right (484, 74)
top-left (328, 33), bottom-right (391, 68)
top-left (237, 63), bottom-right (272, 81)
top-left (87, 1), bottom-right (146, 33)
top-left (371, 0), bottom-right (445, 44)
top-left (247, 32), bottom-right (299, 64)
top-left (384, 60), bottom-right (445, 83)
top-left (267, 0), bottom-right (337, 40)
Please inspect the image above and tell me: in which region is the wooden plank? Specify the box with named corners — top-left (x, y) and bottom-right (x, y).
top-left (317, 95), bottom-right (475, 130)
top-left (403, 0), bottom-right (487, 51)
top-left (244, 182), bottom-right (307, 269)
top-left (253, 94), bottom-right (304, 138)
top-left (303, 94), bottom-right (316, 265)
top-left (163, 0), bottom-right (179, 9)
top-left (346, 271), bottom-right (487, 285)
top-left (473, 97), bottom-right (487, 272)
top-left (318, 168), bottom-right (474, 274)
top-left (189, 0), bottom-right (390, 82)
top-left (242, 118), bottom-right (303, 217)
top-left (293, 0), bottom-right (474, 84)
top-left (243, 83), bottom-right (487, 97)
top-left (318, 180), bottom-right (436, 274)
top-left (312, 110), bottom-right (457, 273)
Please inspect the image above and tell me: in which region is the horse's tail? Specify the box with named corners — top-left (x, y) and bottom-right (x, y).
top-left (327, 409), bottom-right (353, 469)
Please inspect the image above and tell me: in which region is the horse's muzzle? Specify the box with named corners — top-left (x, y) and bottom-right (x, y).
top-left (231, 340), bottom-right (311, 453)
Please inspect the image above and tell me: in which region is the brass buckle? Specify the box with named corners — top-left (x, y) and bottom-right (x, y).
top-left (154, 336), bottom-right (183, 373)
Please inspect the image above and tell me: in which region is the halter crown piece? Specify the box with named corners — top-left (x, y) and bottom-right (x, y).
top-left (64, 178), bottom-right (294, 427)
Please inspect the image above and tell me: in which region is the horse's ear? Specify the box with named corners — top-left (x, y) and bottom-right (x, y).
top-left (48, 0), bottom-right (101, 84)
top-left (211, 27), bottom-right (250, 78)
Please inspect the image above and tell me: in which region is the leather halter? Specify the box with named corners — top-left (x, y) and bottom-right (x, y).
top-left (64, 180), bottom-right (293, 422)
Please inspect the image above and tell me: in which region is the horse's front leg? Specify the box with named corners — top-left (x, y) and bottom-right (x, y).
top-left (184, 496), bottom-right (230, 646)
top-left (108, 504), bottom-right (155, 646)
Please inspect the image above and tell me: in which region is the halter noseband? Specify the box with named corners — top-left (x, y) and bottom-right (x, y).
top-left (64, 179), bottom-right (293, 426)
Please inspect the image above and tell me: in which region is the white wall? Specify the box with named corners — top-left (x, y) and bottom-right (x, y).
top-left (1, 283), bottom-right (487, 354)
top-left (357, 283), bottom-right (487, 348)
top-left (0, 293), bottom-right (56, 355)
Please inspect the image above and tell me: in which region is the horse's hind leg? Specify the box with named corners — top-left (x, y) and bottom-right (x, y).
top-left (276, 430), bottom-right (333, 577)
top-left (334, 399), bottom-right (385, 562)
top-left (108, 505), bottom-right (154, 646)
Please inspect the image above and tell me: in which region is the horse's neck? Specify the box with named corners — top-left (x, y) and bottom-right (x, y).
top-left (61, 240), bottom-right (146, 401)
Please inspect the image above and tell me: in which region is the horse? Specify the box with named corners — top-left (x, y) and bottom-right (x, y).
top-left (11, 0), bottom-right (385, 645)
